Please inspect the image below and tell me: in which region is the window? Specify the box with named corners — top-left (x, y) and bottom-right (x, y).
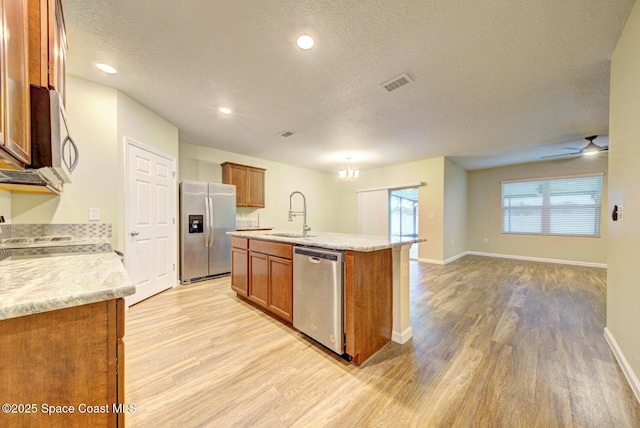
top-left (501, 174), bottom-right (602, 237)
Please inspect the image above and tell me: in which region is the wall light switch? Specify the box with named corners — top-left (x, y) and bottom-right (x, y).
top-left (89, 208), bottom-right (100, 221)
top-left (618, 204), bottom-right (624, 221)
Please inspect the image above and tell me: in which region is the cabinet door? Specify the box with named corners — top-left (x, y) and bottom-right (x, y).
top-left (49, 0), bottom-right (66, 104)
top-left (249, 251), bottom-right (269, 309)
top-left (1, 0), bottom-right (30, 165)
top-left (230, 165), bottom-right (248, 206)
top-left (247, 167), bottom-right (265, 208)
top-left (231, 247), bottom-right (248, 298)
top-left (268, 256), bottom-right (293, 323)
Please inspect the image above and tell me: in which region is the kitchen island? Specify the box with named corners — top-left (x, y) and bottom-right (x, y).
top-left (228, 230), bottom-right (426, 365)
top-left (0, 252), bottom-right (135, 427)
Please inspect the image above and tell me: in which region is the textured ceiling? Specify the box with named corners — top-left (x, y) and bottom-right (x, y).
top-left (63, 0), bottom-right (634, 172)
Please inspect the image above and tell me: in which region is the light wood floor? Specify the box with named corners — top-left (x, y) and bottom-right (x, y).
top-left (125, 256), bottom-right (640, 427)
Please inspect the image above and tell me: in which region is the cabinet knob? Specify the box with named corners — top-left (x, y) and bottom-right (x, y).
top-left (130, 231), bottom-right (139, 236)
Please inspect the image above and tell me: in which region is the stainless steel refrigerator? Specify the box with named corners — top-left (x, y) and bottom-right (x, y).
top-left (180, 180), bottom-right (236, 284)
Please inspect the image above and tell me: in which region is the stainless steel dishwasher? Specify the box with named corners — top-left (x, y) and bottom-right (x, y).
top-left (293, 246), bottom-right (345, 355)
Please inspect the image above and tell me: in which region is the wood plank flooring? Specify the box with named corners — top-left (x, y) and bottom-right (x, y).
top-left (124, 256), bottom-right (640, 427)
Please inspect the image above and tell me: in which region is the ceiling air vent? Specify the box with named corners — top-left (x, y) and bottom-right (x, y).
top-left (279, 131), bottom-right (294, 138)
top-left (381, 73), bottom-right (413, 92)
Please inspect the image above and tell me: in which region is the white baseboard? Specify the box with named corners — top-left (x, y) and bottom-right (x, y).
top-left (417, 252), bottom-right (467, 265)
top-left (392, 327), bottom-right (413, 344)
top-left (417, 257), bottom-right (445, 265)
top-left (465, 251), bottom-right (607, 269)
top-left (604, 327), bottom-right (640, 404)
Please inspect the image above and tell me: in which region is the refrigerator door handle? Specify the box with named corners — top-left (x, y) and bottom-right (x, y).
top-left (204, 196), bottom-right (210, 248)
top-left (208, 196), bottom-right (214, 247)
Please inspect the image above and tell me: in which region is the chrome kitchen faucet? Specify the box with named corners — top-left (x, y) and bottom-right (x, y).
top-left (288, 191), bottom-right (311, 236)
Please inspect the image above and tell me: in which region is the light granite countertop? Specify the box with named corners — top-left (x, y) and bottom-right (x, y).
top-left (0, 252), bottom-right (135, 320)
top-left (228, 230), bottom-right (426, 252)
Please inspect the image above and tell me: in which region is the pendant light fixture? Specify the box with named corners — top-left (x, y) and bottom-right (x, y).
top-left (339, 157), bottom-right (359, 181)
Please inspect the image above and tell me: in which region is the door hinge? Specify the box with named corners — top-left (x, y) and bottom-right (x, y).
top-left (173, 263), bottom-right (176, 271)
top-left (173, 217), bottom-right (175, 224)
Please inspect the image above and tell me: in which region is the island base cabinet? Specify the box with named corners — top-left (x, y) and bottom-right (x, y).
top-left (267, 256), bottom-right (293, 323)
top-left (345, 249), bottom-right (393, 366)
top-left (0, 299), bottom-right (126, 427)
top-left (232, 239), bottom-right (293, 324)
top-left (249, 251), bottom-right (269, 309)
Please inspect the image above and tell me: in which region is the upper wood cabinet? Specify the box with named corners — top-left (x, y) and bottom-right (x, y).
top-left (0, 0), bottom-right (31, 169)
top-left (221, 161), bottom-right (266, 208)
top-left (28, 0), bottom-right (67, 104)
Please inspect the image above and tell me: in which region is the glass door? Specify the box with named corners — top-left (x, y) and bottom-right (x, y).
top-left (389, 188), bottom-right (419, 259)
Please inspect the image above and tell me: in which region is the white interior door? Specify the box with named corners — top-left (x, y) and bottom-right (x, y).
top-left (125, 139), bottom-right (176, 306)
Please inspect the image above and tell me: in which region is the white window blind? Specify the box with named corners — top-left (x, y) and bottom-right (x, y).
top-left (501, 174), bottom-right (602, 237)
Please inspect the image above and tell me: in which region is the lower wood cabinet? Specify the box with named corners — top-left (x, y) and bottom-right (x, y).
top-left (231, 246), bottom-right (248, 298)
top-left (0, 298), bottom-right (126, 427)
top-left (267, 256), bottom-right (293, 322)
top-left (232, 238), bottom-right (293, 324)
top-left (249, 251), bottom-right (269, 308)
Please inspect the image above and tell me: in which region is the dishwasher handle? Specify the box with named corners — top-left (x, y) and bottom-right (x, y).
top-left (308, 257), bottom-right (321, 264)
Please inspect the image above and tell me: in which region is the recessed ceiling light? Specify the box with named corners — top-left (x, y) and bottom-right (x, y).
top-left (219, 107), bottom-right (232, 115)
top-left (96, 63), bottom-right (117, 74)
top-left (296, 35), bottom-right (314, 50)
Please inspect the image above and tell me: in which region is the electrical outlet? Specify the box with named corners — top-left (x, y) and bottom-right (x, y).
top-left (89, 208), bottom-right (100, 221)
top-left (483, 238), bottom-right (489, 243)
top-left (618, 204), bottom-right (624, 221)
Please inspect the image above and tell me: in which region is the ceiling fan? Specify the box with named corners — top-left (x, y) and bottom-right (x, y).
top-left (542, 135), bottom-right (609, 159)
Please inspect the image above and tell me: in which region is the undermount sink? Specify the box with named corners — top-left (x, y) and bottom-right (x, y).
top-left (267, 232), bottom-right (314, 238)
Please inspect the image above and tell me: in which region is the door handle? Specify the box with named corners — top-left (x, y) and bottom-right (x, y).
top-left (130, 231), bottom-right (139, 236)
top-left (309, 257), bottom-right (321, 264)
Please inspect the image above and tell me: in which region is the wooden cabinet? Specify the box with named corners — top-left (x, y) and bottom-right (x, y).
top-left (221, 162), bottom-right (266, 208)
top-left (0, 298), bottom-right (126, 427)
top-left (231, 237), bottom-right (249, 298)
top-left (344, 249), bottom-right (392, 366)
top-left (28, 0), bottom-right (67, 103)
top-left (231, 238), bottom-right (293, 323)
top-left (267, 255), bottom-right (293, 322)
top-left (0, 0), bottom-right (31, 169)
top-left (249, 251), bottom-right (269, 308)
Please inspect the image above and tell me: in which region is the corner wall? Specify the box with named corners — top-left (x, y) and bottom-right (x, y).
top-left (467, 156), bottom-right (608, 265)
top-left (607, 0), bottom-right (640, 401)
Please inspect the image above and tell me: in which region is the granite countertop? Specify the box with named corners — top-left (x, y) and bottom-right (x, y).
top-left (0, 252), bottom-right (136, 320)
top-left (228, 230), bottom-right (426, 252)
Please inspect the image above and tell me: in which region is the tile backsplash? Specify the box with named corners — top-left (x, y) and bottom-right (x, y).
top-left (0, 223), bottom-right (112, 261)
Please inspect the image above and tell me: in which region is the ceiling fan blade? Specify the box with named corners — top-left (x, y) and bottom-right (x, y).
top-left (562, 147), bottom-right (582, 150)
top-left (541, 152), bottom-right (581, 159)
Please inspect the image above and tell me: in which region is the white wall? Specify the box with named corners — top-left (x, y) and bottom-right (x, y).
top-left (179, 142), bottom-right (343, 232)
top-left (444, 158), bottom-right (467, 261)
top-left (0, 190), bottom-right (10, 223)
top-left (607, 0), bottom-right (640, 398)
top-left (467, 156), bottom-right (608, 265)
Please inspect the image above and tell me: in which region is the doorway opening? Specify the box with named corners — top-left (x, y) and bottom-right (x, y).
top-left (389, 187), bottom-right (419, 259)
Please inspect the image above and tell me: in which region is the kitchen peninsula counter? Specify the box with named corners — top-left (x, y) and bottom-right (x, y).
top-left (229, 230), bottom-right (425, 364)
top-left (0, 251), bottom-right (134, 427)
top-left (0, 251), bottom-right (135, 320)
top-left (228, 230), bottom-right (425, 252)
